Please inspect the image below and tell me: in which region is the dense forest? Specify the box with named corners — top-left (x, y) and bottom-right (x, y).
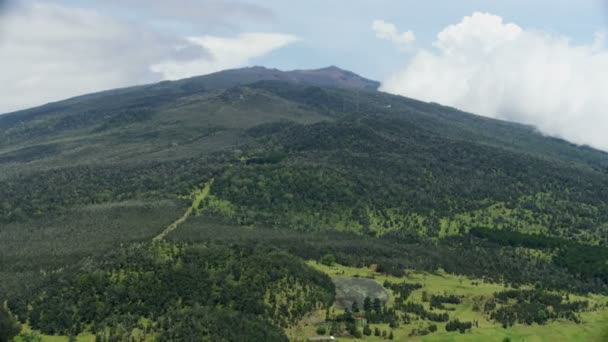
top-left (2, 66), bottom-right (608, 340)
top-left (8, 242), bottom-right (334, 341)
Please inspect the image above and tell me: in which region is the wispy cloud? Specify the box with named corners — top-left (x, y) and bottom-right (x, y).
top-left (152, 33), bottom-right (299, 80)
top-left (0, 1), bottom-right (296, 113)
top-left (372, 19), bottom-right (415, 48)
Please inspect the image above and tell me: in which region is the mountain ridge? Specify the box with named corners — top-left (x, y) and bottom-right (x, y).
top-left (0, 65), bottom-right (380, 118)
top-left (2, 66), bottom-right (606, 169)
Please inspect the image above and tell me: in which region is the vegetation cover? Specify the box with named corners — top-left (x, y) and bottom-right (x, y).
top-left (1, 66), bottom-right (608, 340)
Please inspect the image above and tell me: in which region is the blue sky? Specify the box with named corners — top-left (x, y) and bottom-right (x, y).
top-left (37, 0), bottom-right (608, 80)
top-left (253, 0), bottom-right (608, 79)
top-left (2, 0), bottom-right (608, 150)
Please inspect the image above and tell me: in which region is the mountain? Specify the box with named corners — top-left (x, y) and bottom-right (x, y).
top-left (2, 66), bottom-right (608, 341)
top-left (0, 66), bottom-right (379, 173)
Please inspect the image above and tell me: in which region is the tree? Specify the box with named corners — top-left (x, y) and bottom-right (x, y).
top-left (316, 326), bottom-right (326, 335)
top-left (351, 301), bottom-right (359, 313)
top-left (374, 327), bottom-right (381, 336)
top-left (363, 296), bottom-right (372, 312)
top-left (373, 298), bottom-right (382, 312)
top-left (0, 306), bottom-right (21, 342)
top-left (389, 330), bottom-right (394, 340)
top-left (363, 325), bottom-right (372, 336)
top-left (21, 333), bottom-right (42, 342)
top-left (320, 253), bottom-right (336, 266)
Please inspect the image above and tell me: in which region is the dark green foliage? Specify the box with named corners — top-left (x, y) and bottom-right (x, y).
top-left (445, 319), bottom-right (473, 333)
top-left (0, 156), bottom-right (222, 222)
top-left (172, 220), bottom-right (608, 295)
top-left (400, 302), bottom-right (449, 322)
top-left (158, 305), bottom-right (288, 342)
top-left (469, 228), bottom-right (562, 249)
top-left (0, 306), bottom-right (21, 342)
top-left (16, 242), bottom-right (334, 339)
top-left (430, 294), bottom-right (461, 310)
top-left (469, 228), bottom-right (608, 287)
top-left (320, 253), bottom-right (336, 266)
top-left (19, 333), bottom-right (41, 342)
top-left (487, 289), bottom-right (588, 327)
top-left (0, 200), bottom-right (185, 300)
top-left (555, 244), bottom-right (608, 283)
top-left (384, 281), bottom-right (423, 302)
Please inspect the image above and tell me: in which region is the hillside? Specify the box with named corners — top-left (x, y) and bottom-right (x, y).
top-left (1, 66), bottom-right (608, 341)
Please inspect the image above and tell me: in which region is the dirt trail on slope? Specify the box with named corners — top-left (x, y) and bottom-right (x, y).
top-left (153, 179), bottom-right (214, 241)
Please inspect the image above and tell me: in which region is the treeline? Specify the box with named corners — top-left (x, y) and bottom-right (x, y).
top-left (486, 289), bottom-right (590, 327)
top-left (445, 319), bottom-right (473, 333)
top-left (383, 281), bottom-right (422, 302)
top-left (172, 222), bottom-right (608, 295)
top-left (430, 295), bottom-right (461, 310)
top-left (399, 303), bottom-right (449, 322)
top-left (469, 227), bottom-right (563, 249)
top-left (469, 228), bottom-right (608, 285)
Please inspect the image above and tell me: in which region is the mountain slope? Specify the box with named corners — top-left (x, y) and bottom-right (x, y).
top-left (1, 67), bottom-right (607, 241)
top-left (2, 66), bottom-right (608, 340)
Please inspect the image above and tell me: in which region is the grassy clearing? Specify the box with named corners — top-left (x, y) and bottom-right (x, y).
top-left (152, 179), bottom-right (214, 241)
top-left (14, 324), bottom-right (96, 342)
top-left (290, 262), bottom-right (608, 342)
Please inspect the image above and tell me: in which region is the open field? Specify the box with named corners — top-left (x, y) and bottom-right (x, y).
top-left (287, 262), bottom-right (608, 342)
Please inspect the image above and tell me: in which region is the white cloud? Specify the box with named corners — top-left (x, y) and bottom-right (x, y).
top-left (381, 12), bottom-right (608, 151)
top-left (372, 20), bottom-right (415, 48)
top-left (152, 33), bottom-right (299, 80)
top-left (0, 2), bottom-right (296, 113)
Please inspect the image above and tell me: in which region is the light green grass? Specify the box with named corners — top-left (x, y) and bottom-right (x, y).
top-left (295, 262), bottom-right (608, 342)
top-left (15, 324), bottom-right (96, 342)
top-left (153, 179), bottom-right (214, 241)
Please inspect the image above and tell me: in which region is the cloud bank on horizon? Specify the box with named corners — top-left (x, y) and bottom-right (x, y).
top-left (0, 1), bottom-right (296, 114)
top-left (379, 12), bottom-right (608, 151)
